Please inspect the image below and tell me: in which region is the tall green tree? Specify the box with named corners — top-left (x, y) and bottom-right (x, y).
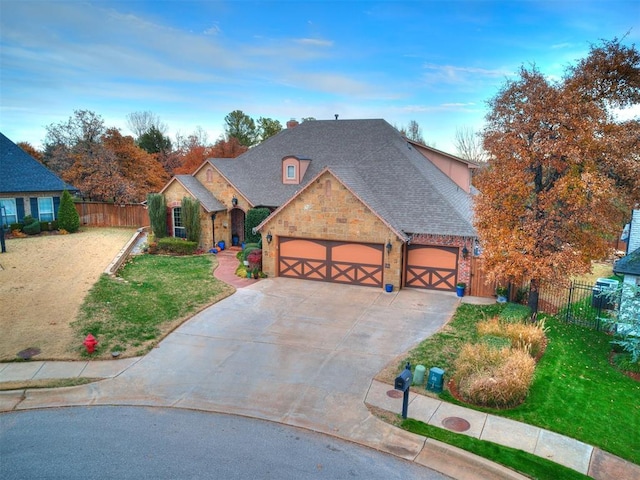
top-left (475, 38), bottom-right (640, 310)
top-left (57, 190), bottom-right (80, 233)
top-left (147, 193), bottom-right (167, 238)
top-left (182, 196), bottom-right (201, 243)
top-left (138, 126), bottom-right (172, 154)
top-left (224, 110), bottom-right (257, 147)
top-left (257, 117), bottom-right (282, 143)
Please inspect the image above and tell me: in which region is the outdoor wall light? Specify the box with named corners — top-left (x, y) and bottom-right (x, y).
top-left (266, 231), bottom-right (273, 244)
top-left (231, 196), bottom-right (238, 207)
top-left (386, 241), bottom-right (392, 254)
top-left (462, 246), bottom-right (469, 259)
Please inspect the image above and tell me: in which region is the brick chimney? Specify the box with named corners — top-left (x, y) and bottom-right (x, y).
top-left (286, 119), bottom-right (299, 129)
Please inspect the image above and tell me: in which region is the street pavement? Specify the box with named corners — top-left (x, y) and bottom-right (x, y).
top-left (1, 248), bottom-right (638, 480)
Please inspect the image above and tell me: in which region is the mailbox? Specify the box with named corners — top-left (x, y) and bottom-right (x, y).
top-left (394, 363), bottom-right (413, 392)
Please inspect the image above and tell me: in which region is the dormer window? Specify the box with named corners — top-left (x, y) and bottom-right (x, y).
top-left (282, 155), bottom-right (311, 185)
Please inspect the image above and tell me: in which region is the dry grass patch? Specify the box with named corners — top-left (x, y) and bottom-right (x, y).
top-left (454, 343), bottom-right (536, 408)
top-left (0, 228), bottom-right (136, 361)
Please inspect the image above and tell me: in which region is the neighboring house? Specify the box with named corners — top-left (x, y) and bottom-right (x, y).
top-left (0, 132), bottom-right (77, 228)
top-left (614, 209), bottom-right (640, 327)
top-left (160, 119), bottom-right (478, 292)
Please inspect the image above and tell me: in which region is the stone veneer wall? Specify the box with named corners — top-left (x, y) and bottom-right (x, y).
top-left (261, 171), bottom-right (401, 288)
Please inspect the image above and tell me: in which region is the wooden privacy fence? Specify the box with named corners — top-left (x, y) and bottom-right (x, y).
top-left (75, 202), bottom-right (149, 227)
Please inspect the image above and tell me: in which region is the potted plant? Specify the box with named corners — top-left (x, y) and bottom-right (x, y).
top-left (456, 282), bottom-right (466, 297)
top-left (496, 286), bottom-right (508, 303)
top-left (247, 249), bottom-right (262, 280)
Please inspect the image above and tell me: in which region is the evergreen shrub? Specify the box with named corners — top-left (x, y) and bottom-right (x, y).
top-left (157, 237), bottom-right (197, 255)
top-left (57, 190), bottom-right (80, 233)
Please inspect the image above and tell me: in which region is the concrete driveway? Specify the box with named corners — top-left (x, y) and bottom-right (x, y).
top-left (16, 278), bottom-right (458, 458)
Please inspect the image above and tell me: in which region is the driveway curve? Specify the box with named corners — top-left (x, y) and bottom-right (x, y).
top-left (14, 278), bottom-right (458, 459)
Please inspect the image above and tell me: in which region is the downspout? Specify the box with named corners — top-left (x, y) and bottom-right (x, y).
top-left (211, 213), bottom-right (216, 248)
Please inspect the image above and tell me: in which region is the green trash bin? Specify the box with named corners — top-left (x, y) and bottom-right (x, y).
top-left (413, 365), bottom-right (426, 386)
top-left (426, 367), bottom-right (445, 393)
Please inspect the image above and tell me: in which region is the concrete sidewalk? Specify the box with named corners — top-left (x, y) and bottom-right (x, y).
top-left (365, 380), bottom-right (640, 479)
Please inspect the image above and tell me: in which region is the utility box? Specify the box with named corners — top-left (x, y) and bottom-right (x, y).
top-left (592, 278), bottom-right (619, 310)
top-left (413, 365), bottom-right (426, 386)
top-left (426, 367), bottom-right (445, 393)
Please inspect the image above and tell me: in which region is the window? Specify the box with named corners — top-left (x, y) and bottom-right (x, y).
top-left (173, 207), bottom-right (186, 238)
top-left (286, 165), bottom-right (296, 179)
top-left (0, 199), bottom-right (17, 227)
top-left (38, 197), bottom-right (55, 222)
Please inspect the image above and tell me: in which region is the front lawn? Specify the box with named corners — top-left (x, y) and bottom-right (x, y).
top-left (72, 254), bottom-right (234, 358)
top-left (400, 303), bottom-right (640, 465)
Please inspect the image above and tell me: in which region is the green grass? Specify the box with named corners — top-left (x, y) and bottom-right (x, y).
top-left (72, 255), bottom-right (233, 357)
top-left (401, 418), bottom-right (591, 480)
top-left (402, 303), bottom-right (640, 465)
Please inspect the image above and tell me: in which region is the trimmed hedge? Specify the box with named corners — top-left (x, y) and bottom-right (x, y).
top-left (22, 215), bottom-right (41, 235)
top-left (156, 237), bottom-right (198, 255)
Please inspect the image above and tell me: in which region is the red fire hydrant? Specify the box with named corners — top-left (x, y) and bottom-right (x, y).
top-left (83, 334), bottom-right (98, 354)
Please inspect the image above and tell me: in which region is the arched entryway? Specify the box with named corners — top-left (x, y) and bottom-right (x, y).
top-left (230, 208), bottom-right (246, 247)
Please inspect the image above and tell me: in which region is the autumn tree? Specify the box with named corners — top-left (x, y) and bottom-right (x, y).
top-left (224, 110), bottom-right (257, 147)
top-left (17, 142), bottom-right (44, 163)
top-left (173, 129), bottom-right (212, 174)
top-left (210, 136), bottom-right (248, 158)
top-left (475, 37), bottom-right (640, 310)
top-left (454, 127), bottom-right (488, 163)
top-left (102, 129), bottom-right (168, 201)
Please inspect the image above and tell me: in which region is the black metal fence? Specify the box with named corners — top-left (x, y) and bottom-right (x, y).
top-left (517, 280), bottom-right (618, 331)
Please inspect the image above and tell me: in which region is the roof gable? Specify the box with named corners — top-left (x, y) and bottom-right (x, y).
top-left (160, 175), bottom-right (225, 213)
top-left (0, 132), bottom-right (76, 193)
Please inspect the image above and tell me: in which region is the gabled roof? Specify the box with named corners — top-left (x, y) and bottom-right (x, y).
top-left (210, 119), bottom-right (476, 237)
top-left (0, 132), bottom-right (77, 193)
top-left (614, 247), bottom-right (640, 276)
top-left (160, 175), bottom-right (225, 213)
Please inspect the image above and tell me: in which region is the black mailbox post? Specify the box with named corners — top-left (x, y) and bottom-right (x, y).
top-left (394, 362), bottom-right (413, 419)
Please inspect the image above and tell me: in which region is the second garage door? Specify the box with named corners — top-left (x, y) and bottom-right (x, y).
top-left (405, 245), bottom-right (458, 291)
top-left (278, 238), bottom-right (384, 287)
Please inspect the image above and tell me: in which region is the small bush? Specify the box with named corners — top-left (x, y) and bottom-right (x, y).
top-left (22, 215), bottom-right (41, 235)
top-left (9, 222), bottom-right (22, 232)
top-left (455, 343), bottom-right (536, 408)
top-left (156, 237), bottom-right (197, 255)
top-left (39, 221), bottom-right (58, 231)
top-left (247, 249), bottom-right (262, 271)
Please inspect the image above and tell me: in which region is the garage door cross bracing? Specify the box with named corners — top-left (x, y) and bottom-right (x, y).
top-left (405, 245), bottom-right (458, 291)
top-left (278, 238), bottom-right (384, 287)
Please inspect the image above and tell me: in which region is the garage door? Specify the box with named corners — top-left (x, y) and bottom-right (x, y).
top-left (278, 238), bottom-right (384, 287)
top-left (405, 245), bottom-right (458, 291)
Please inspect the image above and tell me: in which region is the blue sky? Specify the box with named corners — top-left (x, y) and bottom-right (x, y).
top-left (1, 0), bottom-right (638, 154)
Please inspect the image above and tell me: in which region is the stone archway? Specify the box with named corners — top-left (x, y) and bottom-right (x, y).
top-left (230, 208), bottom-right (246, 246)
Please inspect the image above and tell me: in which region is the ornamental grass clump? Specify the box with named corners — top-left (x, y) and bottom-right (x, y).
top-left (454, 343), bottom-right (536, 408)
top-left (477, 317), bottom-right (547, 358)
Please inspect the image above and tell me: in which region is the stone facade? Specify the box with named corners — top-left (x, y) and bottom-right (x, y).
top-left (260, 171), bottom-right (402, 288)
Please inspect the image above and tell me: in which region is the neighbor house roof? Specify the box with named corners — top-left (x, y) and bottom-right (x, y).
top-left (209, 119), bottom-right (476, 238)
top-left (0, 132), bottom-right (77, 193)
top-left (614, 247), bottom-right (640, 276)
top-left (161, 175), bottom-right (226, 213)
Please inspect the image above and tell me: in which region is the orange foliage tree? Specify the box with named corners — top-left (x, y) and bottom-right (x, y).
top-left (475, 38), bottom-right (640, 308)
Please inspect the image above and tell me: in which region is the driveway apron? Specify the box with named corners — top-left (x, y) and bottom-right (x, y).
top-left (17, 278), bottom-right (458, 458)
